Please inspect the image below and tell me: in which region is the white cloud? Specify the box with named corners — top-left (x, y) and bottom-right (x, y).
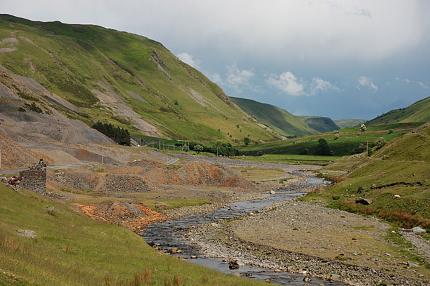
top-left (267, 72), bottom-right (337, 96)
top-left (266, 72), bottom-right (305, 96)
top-left (357, 76), bottom-right (378, 91)
top-left (226, 65), bottom-right (254, 88)
top-left (176, 52), bottom-right (200, 68)
top-left (310, 77), bottom-right (339, 95)
top-left (396, 77), bottom-right (429, 89)
top-left (207, 72), bottom-right (223, 85)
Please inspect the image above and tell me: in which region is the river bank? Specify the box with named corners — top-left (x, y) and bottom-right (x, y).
top-left (188, 199), bottom-right (430, 286)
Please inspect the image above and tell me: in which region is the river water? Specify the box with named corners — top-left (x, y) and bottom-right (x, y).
top-left (142, 175), bottom-right (344, 285)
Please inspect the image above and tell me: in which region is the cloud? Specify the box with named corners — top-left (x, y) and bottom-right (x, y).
top-left (2, 0), bottom-right (427, 65)
top-left (226, 65), bottom-right (254, 88)
top-left (207, 72), bottom-right (223, 85)
top-left (267, 72), bottom-right (338, 96)
top-left (396, 77), bottom-right (429, 89)
top-left (176, 52), bottom-right (199, 68)
top-left (357, 76), bottom-right (378, 91)
top-left (310, 78), bottom-right (339, 95)
top-left (266, 72), bottom-right (305, 96)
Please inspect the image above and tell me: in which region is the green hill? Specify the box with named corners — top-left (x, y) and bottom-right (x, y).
top-left (0, 183), bottom-right (264, 286)
top-left (305, 123), bottom-right (430, 229)
top-left (334, 119), bottom-right (365, 129)
top-left (0, 14), bottom-right (278, 144)
top-left (367, 96), bottom-right (430, 128)
top-left (230, 97), bottom-right (339, 136)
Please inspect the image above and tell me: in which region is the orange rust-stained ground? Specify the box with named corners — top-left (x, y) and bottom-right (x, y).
top-left (78, 202), bottom-right (167, 233)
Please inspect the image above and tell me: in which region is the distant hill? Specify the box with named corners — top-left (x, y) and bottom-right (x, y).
top-left (0, 14), bottom-right (278, 144)
top-left (334, 119), bottom-right (365, 129)
top-left (230, 97), bottom-right (339, 136)
top-left (367, 96), bottom-right (430, 127)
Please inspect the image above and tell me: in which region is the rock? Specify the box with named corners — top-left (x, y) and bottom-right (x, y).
top-left (355, 198), bottom-right (372, 205)
top-left (17, 229), bottom-right (37, 239)
top-left (393, 194), bottom-right (401, 199)
top-left (356, 186), bottom-right (364, 193)
top-left (407, 261), bottom-right (419, 268)
top-left (228, 260), bottom-right (240, 270)
top-left (412, 226), bottom-right (426, 234)
top-left (303, 276), bottom-right (311, 282)
top-left (270, 190), bottom-right (276, 195)
top-left (190, 255), bottom-right (197, 259)
top-left (169, 247), bottom-right (181, 254)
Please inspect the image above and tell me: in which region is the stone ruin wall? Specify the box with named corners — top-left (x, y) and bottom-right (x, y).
top-left (19, 168), bottom-right (46, 193)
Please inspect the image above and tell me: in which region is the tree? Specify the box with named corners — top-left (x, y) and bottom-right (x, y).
top-left (315, 138), bottom-right (332, 155)
top-left (243, 137), bottom-right (251, 146)
top-left (92, 121), bottom-right (131, 146)
top-left (193, 144), bottom-right (204, 154)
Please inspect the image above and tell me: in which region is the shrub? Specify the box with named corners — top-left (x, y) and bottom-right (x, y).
top-left (243, 137), bottom-right (251, 146)
top-left (315, 138), bottom-right (332, 155)
top-left (193, 144), bottom-right (204, 153)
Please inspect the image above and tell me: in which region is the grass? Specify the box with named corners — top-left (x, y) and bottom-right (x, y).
top-left (233, 167), bottom-right (286, 182)
top-left (236, 154), bottom-right (341, 165)
top-left (0, 184), bottom-right (266, 286)
top-left (368, 96), bottom-right (430, 126)
top-left (239, 128), bottom-right (405, 156)
top-left (304, 124), bottom-right (430, 229)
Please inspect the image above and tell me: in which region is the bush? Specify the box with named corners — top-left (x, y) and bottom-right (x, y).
top-left (315, 138), bottom-right (332, 155)
top-left (193, 144), bottom-right (204, 153)
top-left (243, 137), bottom-right (251, 146)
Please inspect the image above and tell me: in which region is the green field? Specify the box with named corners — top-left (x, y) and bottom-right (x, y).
top-left (235, 154), bottom-right (341, 165)
top-left (304, 124), bottom-right (430, 229)
top-left (239, 128), bottom-right (405, 156)
top-left (0, 184), bottom-right (266, 286)
top-left (0, 15), bottom-right (277, 144)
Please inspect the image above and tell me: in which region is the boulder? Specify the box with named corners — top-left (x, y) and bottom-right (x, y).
top-left (412, 226), bottom-right (426, 235)
top-left (355, 198), bottom-right (372, 205)
top-left (228, 260), bottom-right (240, 270)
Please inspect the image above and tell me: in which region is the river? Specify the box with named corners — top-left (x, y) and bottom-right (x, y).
top-left (143, 174), bottom-right (344, 285)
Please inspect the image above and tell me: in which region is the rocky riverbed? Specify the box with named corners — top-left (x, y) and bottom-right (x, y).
top-left (189, 200), bottom-right (430, 286)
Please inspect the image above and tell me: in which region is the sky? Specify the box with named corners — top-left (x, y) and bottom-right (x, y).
top-left (2, 0), bottom-right (430, 119)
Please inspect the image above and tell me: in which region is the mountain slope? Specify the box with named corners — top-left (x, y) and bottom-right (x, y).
top-left (230, 97), bottom-right (338, 136)
top-left (306, 123), bottom-right (430, 228)
top-left (367, 96), bottom-right (430, 127)
top-left (334, 119), bottom-right (365, 129)
top-left (0, 14), bottom-right (278, 143)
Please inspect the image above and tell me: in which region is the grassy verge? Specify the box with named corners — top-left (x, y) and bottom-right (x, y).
top-left (0, 184), bottom-right (265, 286)
top-left (236, 154), bottom-right (341, 165)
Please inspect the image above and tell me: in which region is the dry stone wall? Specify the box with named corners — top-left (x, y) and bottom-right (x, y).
top-left (19, 168), bottom-right (46, 193)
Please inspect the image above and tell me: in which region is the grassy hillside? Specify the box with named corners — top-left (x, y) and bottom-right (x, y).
top-left (0, 14), bottom-right (278, 144)
top-left (239, 128), bottom-right (404, 156)
top-left (368, 96), bottom-right (430, 127)
top-left (305, 123), bottom-right (430, 229)
top-left (334, 119), bottom-right (365, 129)
top-left (230, 97), bottom-right (338, 137)
top-left (0, 184), bottom-right (264, 286)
